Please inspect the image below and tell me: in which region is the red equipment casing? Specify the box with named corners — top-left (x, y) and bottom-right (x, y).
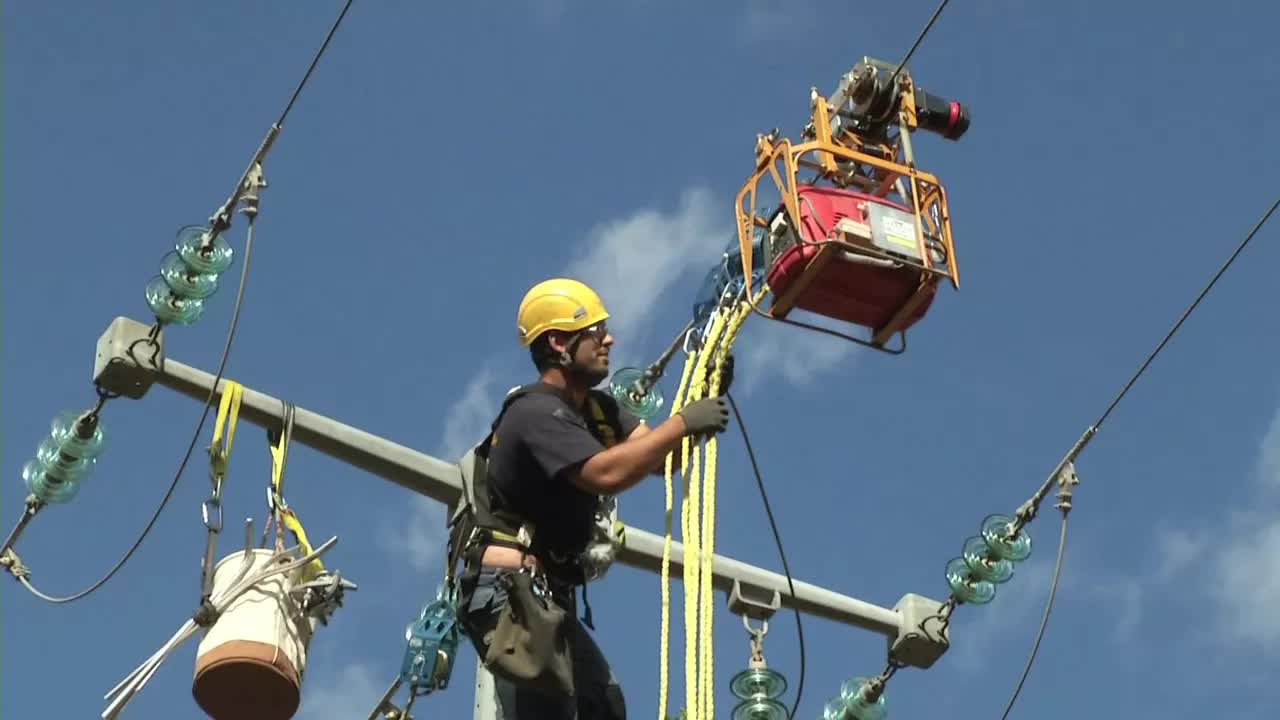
top-left (764, 185), bottom-right (937, 334)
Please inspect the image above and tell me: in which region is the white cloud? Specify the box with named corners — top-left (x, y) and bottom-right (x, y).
top-left (737, 0), bottom-right (819, 43)
top-left (377, 370), bottom-right (504, 571)
top-left (376, 494), bottom-right (448, 573)
top-left (1211, 517), bottom-right (1280, 648)
top-left (947, 556), bottom-right (1055, 672)
top-left (297, 661), bottom-right (385, 720)
top-left (436, 366), bottom-right (502, 462)
top-left (1257, 407), bottom-right (1280, 489)
top-left (735, 318), bottom-right (857, 396)
top-left (1201, 407), bottom-right (1280, 652)
top-left (1142, 405), bottom-right (1280, 656)
top-left (1086, 576), bottom-right (1144, 644)
top-left (565, 186), bottom-right (730, 370)
top-left (1151, 527), bottom-right (1208, 582)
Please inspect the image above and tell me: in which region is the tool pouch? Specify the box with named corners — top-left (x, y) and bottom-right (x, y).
top-left (481, 570), bottom-right (575, 698)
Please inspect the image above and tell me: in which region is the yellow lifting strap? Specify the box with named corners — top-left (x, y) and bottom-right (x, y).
top-left (269, 423), bottom-right (326, 583)
top-left (210, 382), bottom-right (244, 477)
top-left (657, 290), bottom-right (762, 720)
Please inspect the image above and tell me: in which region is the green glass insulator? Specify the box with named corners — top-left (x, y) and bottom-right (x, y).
top-left (732, 698), bottom-right (788, 720)
top-left (980, 514), bottom-right (1032, 561)
top-left (23, 458), bottom-right (82, 504)
top-left (962, 535), bottom-right (1015, 583)
top-left (160, 252), bottom-right (220, 299)
top-left (945, 557), bottom-right (996, 604)
top-left (823, 698), bottom-right (848, 720)
top-left (146, 276), bottom-right (205, 325)
top-left (609, 367), bottom-right (664, 421)
top-left (175, 225), bottom-right (234, 274)
top-left (36, 437), bottom-right (95, 481)
top-left (49, 410), bottom-right (107, 459)
top-left (839, 678), bottom-right (887, 720)
top-left (731, 667), bottom-right (788, 700)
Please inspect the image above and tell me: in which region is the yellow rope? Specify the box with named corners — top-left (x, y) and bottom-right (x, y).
top-left (684, 310), bottom-right (726, 720)
top-left (699, 297), bottom-right (756, 719)
top-left (657, 288), bottom-right (765, 720)
top-left (658, 348), bottom-right (697, 720)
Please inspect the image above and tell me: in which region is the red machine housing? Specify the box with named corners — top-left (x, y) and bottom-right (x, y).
top-left (764, 185), bottom-right (937, 337)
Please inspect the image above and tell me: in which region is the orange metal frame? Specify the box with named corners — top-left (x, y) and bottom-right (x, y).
top-left (733, 70), bottom-right (959, 351)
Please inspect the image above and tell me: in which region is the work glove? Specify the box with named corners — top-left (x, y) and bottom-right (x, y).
top-left (678, 396), bottom-right (731, 436)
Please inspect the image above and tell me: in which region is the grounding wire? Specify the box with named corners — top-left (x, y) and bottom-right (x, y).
top-left (17, 219), bottom-right (257, 604)
top-left (994, 192), bottom-right (1280, 713)
top-left (14, 0), bottom-right (359, 604)
top-left (997, 513), bottom-right (1068, 720)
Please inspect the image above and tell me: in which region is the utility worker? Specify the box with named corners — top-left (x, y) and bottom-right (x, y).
top-left (457, 277), bottom-right (732, 720)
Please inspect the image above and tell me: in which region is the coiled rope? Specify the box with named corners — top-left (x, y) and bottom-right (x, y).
top-left (658, 289), bottom-right (764, 720)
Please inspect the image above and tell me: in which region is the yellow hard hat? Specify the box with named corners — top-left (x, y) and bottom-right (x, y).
top-left (516, 278), bottom-right (610, 347)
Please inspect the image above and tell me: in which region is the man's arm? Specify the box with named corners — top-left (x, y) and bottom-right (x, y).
top-left (628, 422), bottom-right (683, 476)
top-left (514, 395), bottom-right (691, 497)
top-left (578, 414), bottom-right (691, 494)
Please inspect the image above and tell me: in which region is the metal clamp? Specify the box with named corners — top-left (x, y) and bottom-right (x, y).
top-left (727, 579), bottom-right (781, 623)
top-left (291, 570), bottom-right (358, 626)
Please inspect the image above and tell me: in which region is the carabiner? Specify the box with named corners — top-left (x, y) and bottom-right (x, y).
top-left (201, 497), bottom-right (224, 533)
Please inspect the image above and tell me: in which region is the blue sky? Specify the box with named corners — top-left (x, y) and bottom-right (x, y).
top-left (3, 1), bottom-right (1279, 718)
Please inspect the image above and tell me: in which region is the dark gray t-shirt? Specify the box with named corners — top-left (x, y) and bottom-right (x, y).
top-left (486, 385), bottom-right (641, 555)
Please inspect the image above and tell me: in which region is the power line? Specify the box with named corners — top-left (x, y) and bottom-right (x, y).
top-left (1093, 193), bottom-right (1280, 431)
top-left (278, 0), bottom-right (356, 127)
top-left (993, 193), bottom-right (1280, 717)
top-left (889, 0), bottom-right (953, 83)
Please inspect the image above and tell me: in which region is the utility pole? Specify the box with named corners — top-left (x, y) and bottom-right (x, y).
top-left (93, 316), bottom-right (951, 718)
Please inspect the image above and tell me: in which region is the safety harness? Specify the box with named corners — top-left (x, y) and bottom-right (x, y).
top-left (445, 382), bottom-right (625, 629)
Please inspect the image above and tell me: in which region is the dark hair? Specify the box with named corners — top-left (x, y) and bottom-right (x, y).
top-left (529, 333), bottom-right (559, 372)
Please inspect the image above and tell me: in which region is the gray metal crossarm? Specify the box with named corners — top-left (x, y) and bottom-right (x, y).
top-left (102, 316), bottom-right (948, 667)
top-left (619, 531), bottom-right (900, 637)
top-left (156, 353), bottom-right (463, 506)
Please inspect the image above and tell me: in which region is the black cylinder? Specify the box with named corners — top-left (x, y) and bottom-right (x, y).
top-left (915, 89), bottom-right (970, 140)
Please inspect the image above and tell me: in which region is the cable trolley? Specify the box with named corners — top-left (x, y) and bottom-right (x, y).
top-left (733, 56), bottom-right (970, 353)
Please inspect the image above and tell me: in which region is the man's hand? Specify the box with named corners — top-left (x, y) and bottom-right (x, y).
top-left (678, 396), bottom-right (730, 436)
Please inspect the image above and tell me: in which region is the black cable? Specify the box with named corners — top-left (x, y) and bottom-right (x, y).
top-left (726, 392), bottom-right (806, 719)
top-left (985, 196), bottom-right (1280, 710)
top-left (889, 0), bottom-right (953, 84)
top-left (998, 513), bottom-right (1068, 720)
top-left (1092, 193), bottom-right (1280, 431)
top-left (277, 0), bottom-right (356, 127)
top-left (18, 219), bottom-right (257, 604)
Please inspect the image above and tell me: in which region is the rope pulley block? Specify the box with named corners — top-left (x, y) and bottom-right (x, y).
top-left (732, 55), bottom-right (967, 353)
top-left (399, 584), bottom-right (462, 694)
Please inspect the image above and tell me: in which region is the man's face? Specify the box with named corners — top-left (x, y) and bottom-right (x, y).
top-left (554, 322), bottom-right (614, 385)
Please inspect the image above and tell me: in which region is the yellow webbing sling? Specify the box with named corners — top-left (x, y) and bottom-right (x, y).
top-left (268, 418), bottom-right (325, 584)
